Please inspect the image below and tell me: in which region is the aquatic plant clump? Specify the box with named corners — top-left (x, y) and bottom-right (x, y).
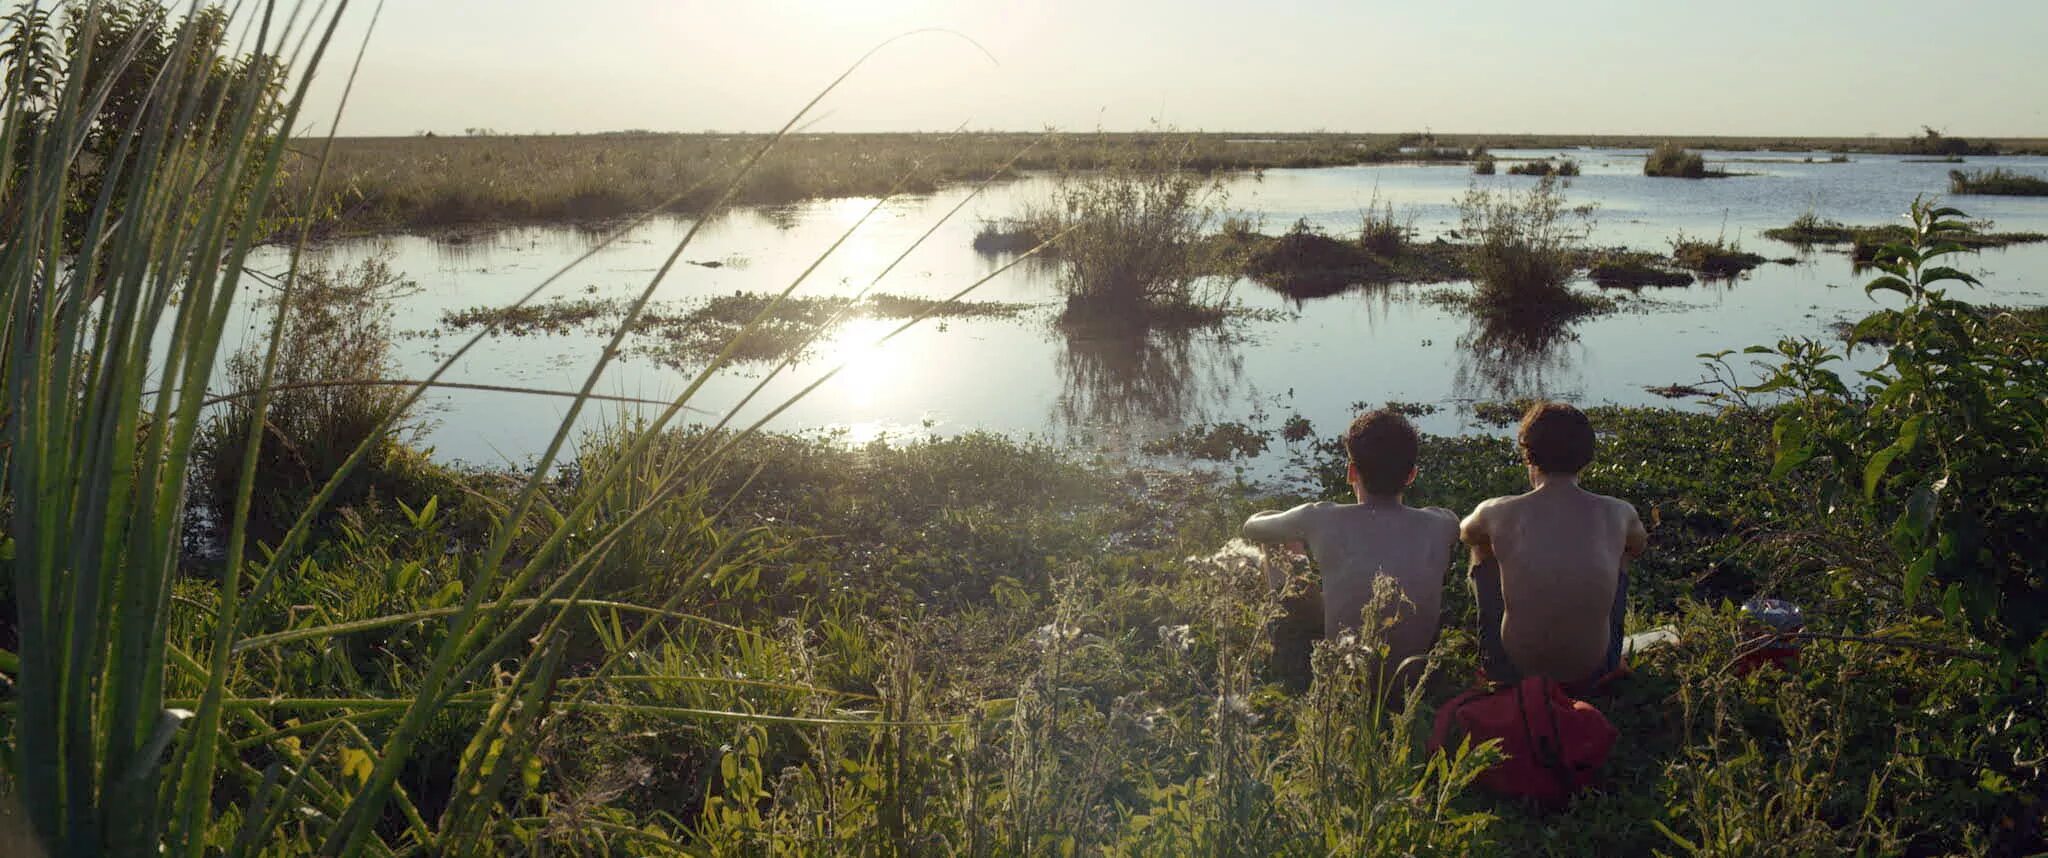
top-left (1044, 141), bottom-right (1234, 330)
top-left (1588, 251), bottom-right (1695, 288)
top-left (1762, 212), bottom-right (1858, 245)
top-left (1457, 175), bottom-right (1601, 317)
top-left (1644, 142), bottom-right (1726, 178)
top-left (1669, 234), bottom-right (1767, 277)
top-left (972, 212), bottom-right (1058, 253)
top-left (1139, 421), bottom-right (1273, 460)
top-left (441, 295), bottom-right (617, 335)
top-left (629, 292), bottom-right (1034, 366)
top-left (1761, 213), bottom-right (2048, 261)
top-left (1948, 168), bottom-right (2048, 196)
top-left (1504, 158), bottom-right (1579, 177)
top-left (1232, 224), bottom-right (1466, 299)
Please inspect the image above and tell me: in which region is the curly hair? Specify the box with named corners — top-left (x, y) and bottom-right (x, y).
top-left (1518, 400), bottom-right (1595, 474)
top-left (1343, 410), bottom-right (1420, 495)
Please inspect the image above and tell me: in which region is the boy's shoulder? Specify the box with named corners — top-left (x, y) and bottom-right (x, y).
top-left (1416, 505), bottom-right (1460, 525)
top-left (1582, 489), bottom-right (1644, 516)
top-left (1465, 493), bottom-right (1523, 517)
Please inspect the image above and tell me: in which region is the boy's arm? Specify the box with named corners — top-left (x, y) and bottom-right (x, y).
top-left (1242, 502), bottom-right (1322, 546)
top-left (1622, 501), bottom-right (1649, 560)
top-left (1459, 500), bottom-right (1497, 568)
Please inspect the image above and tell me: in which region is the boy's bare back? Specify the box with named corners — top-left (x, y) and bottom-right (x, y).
top-left (1461, 483), bottom-right (1647, 682)
top-left (1244, 501), bottom-right (1460, 665)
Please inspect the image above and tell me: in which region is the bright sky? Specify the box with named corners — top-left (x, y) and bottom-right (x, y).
top-left (301, 0), bottom-right (2048, 138)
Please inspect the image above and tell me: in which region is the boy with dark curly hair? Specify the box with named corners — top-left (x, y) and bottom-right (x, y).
top-left (1460, 401), bottom-right (1648, 686)
top-left (1242, 410), bottom-right (1460, 677)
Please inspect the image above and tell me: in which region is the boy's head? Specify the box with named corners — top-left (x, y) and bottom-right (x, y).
top-left (1343, 410), bottom-right (1420, 497)
top-left (1518, 400), bottom-right (1595, 475)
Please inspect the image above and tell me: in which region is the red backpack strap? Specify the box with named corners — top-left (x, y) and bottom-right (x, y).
top-left (1518, 678), bottom-right (1579, 801)
top-left (1429, 687), bottom-right (1490, 753)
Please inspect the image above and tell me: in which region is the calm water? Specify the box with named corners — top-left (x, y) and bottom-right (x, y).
top-left (233, 148), bottom-right (2048, 470)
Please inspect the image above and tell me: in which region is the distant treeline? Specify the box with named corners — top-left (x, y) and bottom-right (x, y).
top-left (276, 129), bottom-right (2045, 236)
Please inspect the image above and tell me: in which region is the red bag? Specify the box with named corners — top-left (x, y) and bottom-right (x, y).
top-left (1428, 676), bottom-right (1616, 806)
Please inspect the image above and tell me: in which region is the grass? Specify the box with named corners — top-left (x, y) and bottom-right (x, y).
top-left (1643, 143), bottom-right (1728, 179)
top-left (1669, 234), bottom-right (1768, 278)
top-left (140, 405), bottom-right (2032, 855)
top-left (194, 259), bottom-right (466, 549)
top-left (1948, 167), bottom-right (2048, 196)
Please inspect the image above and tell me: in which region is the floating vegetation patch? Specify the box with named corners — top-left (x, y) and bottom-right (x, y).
top-left (1139, 421), bottom-right (1271, 461)
top-left (1377, 400), bottom-right (1442, 418)
top-left (1504, 158), bottom-right (1579, 177)
top-left (632, 292), bottom-right (1037, 366)
top-left (1762, 213), bottom-right (2048, 261)
top-left (1948, 168), bottom-right (2048, 195)
top-left (1587, 251), bottom-right (1695, 288)
top-left (1669, 235), bottom-right (1767, 278)
top-left (971, 216), bottom-right (1056, 253)
top-left (1645, 382), bottom-right (1712, 399)
top-left (440, 296), bottom-right (617, 335)
top-left (441, 291), bottom-right (1035, 366)
top-left (1471, 398), bottom-right (1540, 427)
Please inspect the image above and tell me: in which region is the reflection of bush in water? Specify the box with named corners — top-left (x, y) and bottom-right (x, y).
top-left (1055, 328), bottom-right (1241, 434)
top-left (1452, 310), bottom-right (1582, 402)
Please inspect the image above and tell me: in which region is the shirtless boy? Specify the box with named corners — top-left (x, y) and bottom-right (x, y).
top-left (1460, 401), bottom-right (1648, 686)
top-left (1241, 410), bottom-right (1461, 672)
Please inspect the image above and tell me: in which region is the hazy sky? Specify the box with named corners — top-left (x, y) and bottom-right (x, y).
top-left (301, 0), bottom-right (2048, 138)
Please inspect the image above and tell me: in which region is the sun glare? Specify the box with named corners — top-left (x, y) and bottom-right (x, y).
top-left (817, 316), bottom-right (907, 409)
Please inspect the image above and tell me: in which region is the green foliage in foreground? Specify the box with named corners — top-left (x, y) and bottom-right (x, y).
top-left (4, 2), bottom-right (2044, 854)
top-left (29, 405), bottom-right (2039, 855)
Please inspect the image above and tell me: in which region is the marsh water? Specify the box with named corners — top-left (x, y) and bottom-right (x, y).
top-left (236, 148), bottom-right (2048, 471)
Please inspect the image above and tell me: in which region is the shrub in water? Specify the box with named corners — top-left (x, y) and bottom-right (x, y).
top-left (1047, 137), bottom-right (1230, 328)
top-left (1457, 175), bottom-right (1595, 312)
top-left (1644, 142), bottom-right (1709, 178)
top-left (192, 259), bottom-right (452, 548)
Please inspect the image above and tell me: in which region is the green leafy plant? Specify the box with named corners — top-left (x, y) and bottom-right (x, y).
top-left (1739, 199), bottom-right (2047, 672)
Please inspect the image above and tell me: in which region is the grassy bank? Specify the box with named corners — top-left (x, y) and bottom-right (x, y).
top-left (69, 402), bottom-right (2035, 854)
